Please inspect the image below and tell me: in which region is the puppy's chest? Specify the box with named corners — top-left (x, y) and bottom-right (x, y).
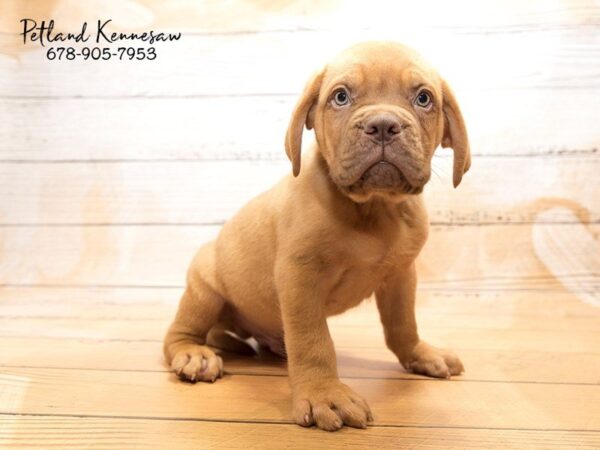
top-left (324, 263), bottom-right (389, 316)
top-left (324, 237), bottom-right (397, 315)
top-left (323, 222), bottom-right (424, 315)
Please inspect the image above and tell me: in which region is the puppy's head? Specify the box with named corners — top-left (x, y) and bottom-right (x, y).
top-left (285, 41), bottom-right (471, 202)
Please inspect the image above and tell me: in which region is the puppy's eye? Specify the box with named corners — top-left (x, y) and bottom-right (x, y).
top-left (414, 90), bottom-right (433, 108)
top-left (332, 88), bottom-right (351, 107)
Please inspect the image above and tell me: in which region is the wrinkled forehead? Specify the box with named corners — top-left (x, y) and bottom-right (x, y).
top-left (321, 43), bottom-right (441, 96)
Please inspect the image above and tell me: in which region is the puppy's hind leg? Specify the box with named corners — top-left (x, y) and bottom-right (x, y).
top-left (206, 321), bottom-right (257, 356)
top-left (164, 275), bottom-right (226, 383)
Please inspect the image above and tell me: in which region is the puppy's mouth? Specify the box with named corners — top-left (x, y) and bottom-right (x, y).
top-left (349, 161), bottom-right (424, 195)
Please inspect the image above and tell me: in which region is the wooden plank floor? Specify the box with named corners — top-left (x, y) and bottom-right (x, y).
top-left (0, 288), bottom-right (599, 448)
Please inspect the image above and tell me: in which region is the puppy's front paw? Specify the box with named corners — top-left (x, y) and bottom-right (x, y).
top-left (292, 380), bottom-right (373, 431)
top-left (402, 341), bottom-right (464, 378)
top-left (170, 344), bottom-right (223, 383)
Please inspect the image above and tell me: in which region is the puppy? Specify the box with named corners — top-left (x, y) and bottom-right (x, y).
top-left (164, 41), bottom-right (470, 431)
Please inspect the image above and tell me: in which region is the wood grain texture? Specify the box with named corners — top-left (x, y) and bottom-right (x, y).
top-left (0, 157), bottom-right (598, 225)
top-left (2, 336), bottom-right (600, 385)
top-left (2, 416), bottom-right (598, 450)
top-left (2, 305), bottom-right (600, 337)
top-left (1, 287), bottom-right (598, 319)
top-left (2, 313), bottom-right (599, 353)
top-left (2, 0), bottom-right (599, 35)
top-left (1, 287), bottom-right (599, 445)
top-left (2, 297), bottom-right (600, 334)
top-left (1, 90), bottom-right (599, 161)
top-left (2, 28), bottom-right (600, 97)
top-left (533, 209), bottom-right (600, 307)
top-left (1, 366), bottom-right (599, 430)
top-left (1, 289), bottom-right (599, 384)
top-left (1, 224), bottom-right (598, 288)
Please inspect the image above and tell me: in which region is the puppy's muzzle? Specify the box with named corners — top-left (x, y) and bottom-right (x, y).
top-left (353, 112), bottom-right (425, 193)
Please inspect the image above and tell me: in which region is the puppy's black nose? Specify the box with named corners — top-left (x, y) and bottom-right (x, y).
top-left (363, 113), bottom-right (401, 143)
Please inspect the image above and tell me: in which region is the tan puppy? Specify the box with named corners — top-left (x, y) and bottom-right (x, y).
top-left (164, 41), bottom-right (470, 431)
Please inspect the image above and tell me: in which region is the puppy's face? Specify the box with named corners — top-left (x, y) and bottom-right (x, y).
top-left (316, 44), bottom-right (442, 201)
top-left (285, 42), bottom-right (471, 202)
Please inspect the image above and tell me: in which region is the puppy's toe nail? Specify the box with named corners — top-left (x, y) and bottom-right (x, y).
top-left (304, 413), bottom-right (311, 425)
top-left (358, 422), bottom-right (367, 429)
top-left (333, 417), bottom-right (343, 430)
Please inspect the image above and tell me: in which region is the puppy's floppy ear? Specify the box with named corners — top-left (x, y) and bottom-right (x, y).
top-left (441, 80), bottom-right (471, 188)
top-left (285, 69), bottom-right (325, 176)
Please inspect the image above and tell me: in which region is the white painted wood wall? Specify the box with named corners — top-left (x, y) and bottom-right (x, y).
top-left (0, 0), bottom-right (598, 302)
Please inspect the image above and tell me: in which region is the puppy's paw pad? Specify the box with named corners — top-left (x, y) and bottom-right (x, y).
top-left (170, 345), bottom-right (223, 383)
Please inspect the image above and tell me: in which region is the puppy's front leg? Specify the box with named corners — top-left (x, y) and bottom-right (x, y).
top-left (276, 260), bottom-right (373, 431)
top-left (376, 263), bottom-right (464, 378)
